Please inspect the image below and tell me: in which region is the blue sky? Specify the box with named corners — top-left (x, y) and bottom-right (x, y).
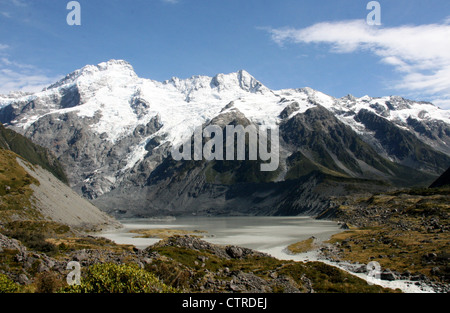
top-left (1, 0), bottom-right (450, 108)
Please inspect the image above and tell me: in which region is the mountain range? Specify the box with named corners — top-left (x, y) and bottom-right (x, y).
top-left (1, 60), bottom-right (449, 217)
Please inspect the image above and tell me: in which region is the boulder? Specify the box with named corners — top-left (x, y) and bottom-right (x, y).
top-left (226, 246), bottom-right (244, 259)
top-left (380, 269), bottom-right (397, 281)
top-left (18, 274), bottom-right (30, 285)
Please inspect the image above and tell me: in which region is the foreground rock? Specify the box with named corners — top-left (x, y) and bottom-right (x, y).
top-left (0, 234), bottom-right (396, 293)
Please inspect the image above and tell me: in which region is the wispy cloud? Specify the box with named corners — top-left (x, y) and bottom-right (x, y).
top-left (0, 46), bottom-right (61, 94)
top-left (0, 0), bottom-right (28, 19)
top-left (267, 19), bottom-right (450, 109)
top-left (10, 0), bottom-right (27, 7)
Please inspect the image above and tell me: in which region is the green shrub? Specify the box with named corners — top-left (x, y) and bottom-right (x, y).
top-left (62, 263), bottom-right (177, 293)
top-left (4, 229), bottom-right (58, 255)
top-left (146, 259), bottom-right (191, 290)
top-left (0, 274), bottom-right (20, 293)
top-left (35, 272), bottom-right (65, 293)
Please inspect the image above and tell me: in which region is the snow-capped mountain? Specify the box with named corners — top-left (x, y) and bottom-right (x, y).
top-left (1, 60), bottom-right (449, 217)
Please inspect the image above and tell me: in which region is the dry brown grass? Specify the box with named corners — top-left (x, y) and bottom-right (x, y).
top-left (287, 237), bottom-right (316, 254)
top-left (129, 228), bottom-right (207, 239)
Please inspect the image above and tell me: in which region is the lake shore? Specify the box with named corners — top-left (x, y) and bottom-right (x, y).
top-left (96, 216), bottom-right (444, 293)
top-left (96, 216), bottom-right (342, 253)
top-left (280, 236), bottom-right (439, 293)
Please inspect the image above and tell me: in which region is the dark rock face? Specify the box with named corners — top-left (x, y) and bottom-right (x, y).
top-left (380, 269), bottom-right (397, 281)
top-left (21, 112), bottom-right (163, 199)
top-left (355, 109), bottom-right (450, 174)
top-left (281, 106), bottom-right (399, 178)
top-left (279, 101), bottom-right (300, 119)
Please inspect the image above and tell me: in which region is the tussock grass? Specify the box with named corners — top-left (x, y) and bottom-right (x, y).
top-left (287, 237), bottom-right (316, 254)
top-left (129, 228), bottom-right (207, 239)
top-left (329, 186), bottom-right (450, 281)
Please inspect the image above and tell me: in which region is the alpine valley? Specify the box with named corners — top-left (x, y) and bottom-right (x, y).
top-left (1, 59), bottom-right (449, 218)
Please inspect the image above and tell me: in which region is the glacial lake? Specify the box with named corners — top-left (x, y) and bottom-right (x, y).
top-left (98, 216), bottom-right (438, 293)
top-left (99, 216), bottom-right (342, 261)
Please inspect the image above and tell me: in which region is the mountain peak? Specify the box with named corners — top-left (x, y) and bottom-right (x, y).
top-left (46, 59), bottom-right (137, 90)
top-left (164, 69), bottom-right (267, 96)
top-left (96, 59), bottom-right (135, 72)
top-left (211, 70), bottom-right (266, 93)
top-left (236, 69), bottom-right (253, 79)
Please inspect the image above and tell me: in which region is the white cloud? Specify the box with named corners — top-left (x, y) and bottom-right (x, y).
top-left (268, 20), bottom-right (450, 109)
top-left (0, 70), bottom-right (58, 94)
top-left (0, 47), bottom-right (61, 94)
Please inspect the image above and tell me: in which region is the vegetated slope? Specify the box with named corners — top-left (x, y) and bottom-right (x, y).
top-left (0, 149), bottom-right (40, 223)
top-left (0, 126), bottom-right (119, 232)
top-left (0, 123), bottom-right (68, 184)
top-left (322, 186), bottom-right (450, 287)
top-left (279, 105), bottom-right (441, 185)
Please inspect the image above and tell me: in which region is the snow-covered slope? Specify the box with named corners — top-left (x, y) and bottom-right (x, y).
top-left (0, 60), bottom-right (449, 211)
top-left (3, 60), bottom-right (448, 150)
top-left (1, 61), bottom-right (279, 146)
